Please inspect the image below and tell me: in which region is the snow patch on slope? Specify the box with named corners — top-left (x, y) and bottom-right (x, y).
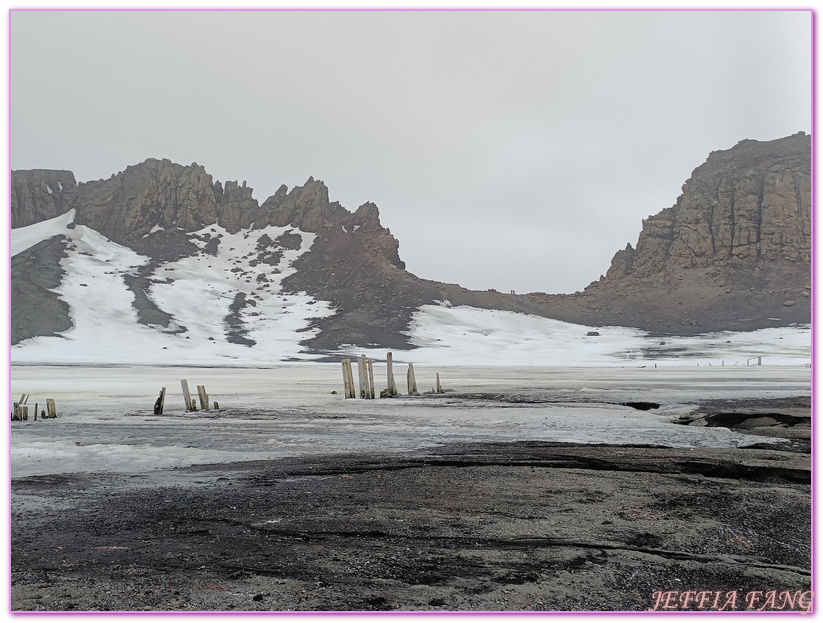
top-left (148, 224), bottom-right (333, 355)
top-left (11, 209), bottom-right (76, 257)
top-left (12, 222), bottom-right (335, 364)
top-left (337, 304), bottom-right (810, 367)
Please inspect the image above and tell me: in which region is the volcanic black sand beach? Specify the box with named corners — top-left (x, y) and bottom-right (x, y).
top-left (10, 396), bottom-right (810, 613)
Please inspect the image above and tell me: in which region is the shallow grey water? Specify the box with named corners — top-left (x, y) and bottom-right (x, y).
top-left (9, 364), bottom-right (810, 478)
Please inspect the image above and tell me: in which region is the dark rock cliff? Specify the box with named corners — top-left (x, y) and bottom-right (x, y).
top-left (11, 169), bottom-right (77, 229)
top-left (523, 133), bottom-right (812, 334)
top-left (607, 132), bottom-right (811, 278)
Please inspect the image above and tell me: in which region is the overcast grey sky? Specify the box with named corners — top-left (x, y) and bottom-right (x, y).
top-left (10, 9), bottom-right (811, 294)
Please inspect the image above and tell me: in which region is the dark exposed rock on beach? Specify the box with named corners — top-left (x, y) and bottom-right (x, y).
top-left (11, 396), bottom-right (810, 613)
top-left (11, 444), bottom-right (810, 612)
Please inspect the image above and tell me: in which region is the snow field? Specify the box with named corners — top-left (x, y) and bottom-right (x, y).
top-left (11, 213), bottom-right (812, 367)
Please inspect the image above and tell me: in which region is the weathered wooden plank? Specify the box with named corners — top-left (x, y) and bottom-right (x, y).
top-left (181, 380), bottom-right (193, 411)
top-left (386, 352), bottom-right (398, 397)
top-left (358, 356), bottom-right (368, 399)
top-left (197, 385), bottom-right (209, 411)
top-left (407, 363), bottom-right (418, 396)
top-left (341, 359), bottom-right (356, 399)
top-left (367, 359), bottom-right (375, 399)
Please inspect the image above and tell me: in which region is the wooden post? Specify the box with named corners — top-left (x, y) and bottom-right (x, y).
top-left (181, 380), bottom-right (193, 411)
top-left (197, 385), bottom-right (209, 411)
top-left (407, 363), bottom-right (418, 396)
top-left (341, 360), bottom-right (350, 397)
top-left (22, 406), bottom-right (28, 421)
top-left (364, 355), bottom-right (372, 399)
top-left (357, 356), bottom-right (368, 399)
top-left (367, 359), bottom-right (375, 399)
top-left (341, 359), bottom-right (356, 399)
top-left (154, 389), bottom-right (165, 415)
top-left (12, 403), bottom-right (19, 421)
top-left (386, 352), bottom-right (398, 397)
top-left (46, 399), bottom-right (57, 418)
top-left (33, 402), bottom-right (38, 421)
top-left (436, 373), bottom-right (443, 394)
top-left (347, 360), bottom-right (357, 399)
top-left (159, 387), bottom-right (166, 413)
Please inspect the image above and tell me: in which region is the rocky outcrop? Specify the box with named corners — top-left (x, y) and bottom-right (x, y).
top-left (214, 179), bottom-right (260, 233)
top-left (267, 179), bottom-right (424, 350)
top-left (13, 159), bottom-right (263, 255)
top-left (11, 169), bottom-right (77, 229)
top-left (259, 177), bottom-right (350, 232)
top-left (72, 159), bottom-right (222, 245)
top-left (607, 132), bottom-right (811, 278)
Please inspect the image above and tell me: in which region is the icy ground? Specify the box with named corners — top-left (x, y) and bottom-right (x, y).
top-left (9, 364), bottom-right (810, 479)
top-left (11, 212), bottom-right (812, 367)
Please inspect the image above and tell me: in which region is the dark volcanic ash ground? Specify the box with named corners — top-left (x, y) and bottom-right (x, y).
top-left (11, 396), bottom-right (810, 613)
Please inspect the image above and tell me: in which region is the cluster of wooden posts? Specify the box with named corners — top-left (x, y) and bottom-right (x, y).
top-left (11, 394), bottom-right (57, 421)
top-left (178, 380), bottom-right (219, 412)
top-left (341, 352), bottom-right (444, 399)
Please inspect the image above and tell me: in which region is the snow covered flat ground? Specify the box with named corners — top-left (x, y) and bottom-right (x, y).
top-left (10, 213), bottom-right (812, 481)
top-left (9, 363), bottom-right (810, 479)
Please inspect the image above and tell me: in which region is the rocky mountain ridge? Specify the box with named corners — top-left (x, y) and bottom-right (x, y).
top-left (10, 133), bottom-right (811, 352)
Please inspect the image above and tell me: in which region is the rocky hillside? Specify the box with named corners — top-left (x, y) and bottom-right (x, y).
top-left (531, 132), bottom-right (811, 334)
top-left (10, 133), bottom-right (811, 353)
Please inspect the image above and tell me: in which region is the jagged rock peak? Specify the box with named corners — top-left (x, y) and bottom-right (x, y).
top-left (70, 158), bottom-right (223, 243)
top-left (258, 177), bottom-right (382, 233)
top-left (605, 132), bottom-right (811, 280)
top-left (48, 157), bottom-right (263, 241)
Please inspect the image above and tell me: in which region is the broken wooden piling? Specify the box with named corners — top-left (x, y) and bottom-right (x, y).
top-left (357, 356), bottom-right (368, 399)
top-left (197, 385), bottom-right (210, 411)
top-left (367, 359), bottom-right (375, 399)
top-left (154, 388), bottom-right (166, 415)
top-left (46, 399), bottom-right (57, 418)
top-left (407, 363), bottom-right (418, 396)
top-left (385, 352), bottom-right (399, 397)
top-left (436, 373), bottom-right (443, 394)
top-left (181, 380), bottom-right (193, 411)
top-left (341, 359), bottom-right (356, 399)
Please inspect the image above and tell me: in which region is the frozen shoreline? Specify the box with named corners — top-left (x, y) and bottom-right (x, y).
top-left (9, 364), bottom-right (810, 479)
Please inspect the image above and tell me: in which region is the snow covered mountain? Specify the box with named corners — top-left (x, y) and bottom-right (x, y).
top-left (10, 134), bottom-right (811, 365)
